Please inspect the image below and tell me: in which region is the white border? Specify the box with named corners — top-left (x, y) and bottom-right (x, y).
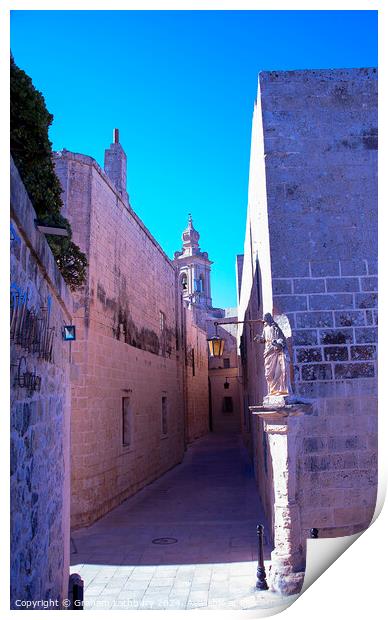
top-left (1, 2), bottom-right (385, 619)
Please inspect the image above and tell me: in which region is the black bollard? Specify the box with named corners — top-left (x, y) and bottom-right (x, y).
top-left (255, 524), bottom-right (269, 590)
top-left (310, 528), bottom-right (319, 539)
top-left (68, 573), bottom-right (84, 610)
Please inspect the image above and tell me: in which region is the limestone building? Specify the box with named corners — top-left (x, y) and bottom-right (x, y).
top-left (238, 68), bottom-right (377, 592)
top-left (54, 132), bottom-right (209, 528)
top-left (174, 218), bottom-right (242, 434)
top-left (206, 310), bottom-right (242, 434)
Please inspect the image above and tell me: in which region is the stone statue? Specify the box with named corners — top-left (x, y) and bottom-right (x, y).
top-left (254, 313), bottom-right (292, 397)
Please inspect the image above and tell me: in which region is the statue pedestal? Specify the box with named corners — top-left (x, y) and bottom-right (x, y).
top-left (249, 400), bottom-right (313, 595)
top-left (262, 393), bottom-right (313, 408)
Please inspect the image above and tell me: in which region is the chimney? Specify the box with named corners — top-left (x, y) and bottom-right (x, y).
top-left (104, 128), bottom-right (129, 203)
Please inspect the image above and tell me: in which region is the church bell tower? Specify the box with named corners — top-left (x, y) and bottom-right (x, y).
top-left (173, 214), bottom-right (213, 310)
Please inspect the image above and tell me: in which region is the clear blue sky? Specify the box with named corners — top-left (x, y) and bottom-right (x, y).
top-left (10, 10), bottom-right (377, 308)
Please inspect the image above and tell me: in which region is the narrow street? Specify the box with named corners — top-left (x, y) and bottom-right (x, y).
top-left (71, 433), bottom-right (298, 611)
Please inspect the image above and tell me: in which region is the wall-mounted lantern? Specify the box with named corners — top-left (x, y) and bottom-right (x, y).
top-left (207, 323), bottom-right (225, 358)
top-left (62, 325), bottom-right (76, 341)
top-left (207, 318), bottom-right (264, 358)
top-left (207, 335), bottom-right (225, 358)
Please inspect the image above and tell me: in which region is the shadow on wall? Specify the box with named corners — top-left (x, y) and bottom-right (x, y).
top-left (238, 256), bottom-right (276, 548)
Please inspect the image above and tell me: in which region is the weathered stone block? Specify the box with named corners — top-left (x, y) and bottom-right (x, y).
top-left (296, 381), bottom-right (334, 399)
top-left (292, 330), bottom-right (318, 346)
top-left (320, 329), bottom-right (353, 345)
top-left (296, 311), bottom-right (333, 328)
top-left (301, 364), bottom-right (332, 381)
top-left (302, 437), bottom-right (327, 453)
top-left (310, 260), bottom-right (340, 277)
top-left (326, 278), bottom-right (360, 292)
top-left (340, 259), bottom-right (367, 276)
top-left (272, 279), bottom-right (292, 294)
top-left (361, 277), bottom-right (377, 292)
top-left (321, 469), bottom-right (375, 489)
top-left (273, 295), bottom-right (308, 312)
top-left (304, 455), bottom-right (331, 471)
top-left (328, 397), bottom-right (356, 416)
top-left (367, 259), bottom-right (377, 275)
top-left (334, 363), bottom-right (375, 379)
top-left (300, 508), bottom-right (333, 528)
top-left (270, 255), bottom-right (310, 277)
top-left (309, 294), bottom-right (354, 311)
top-left (334, 310), bottom-right (365, 327)
top-left (350, 345), bottom-right (376, 360)
top-left (355, 292), bottom-right (378, 308)
top-left (332, 507), bottom-right (364, 526)
top-left (355, 327), bottom-right (377, 343)
top-left (296, 347), bottom-right (322, 363)
top-left (323, 346), bottom-right (348, 361)
top-left (293, 279), bottom-right (325, 293)
top-left (328, 435), bottom-right (367, 452)
top-left (367, 433), bottom-right (378, 450)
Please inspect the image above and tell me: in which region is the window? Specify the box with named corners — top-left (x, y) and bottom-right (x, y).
top-left (181, 273), bottom-right (188, 290)
top-left (223, 358), bottom-right (230, 369)
top-left (161, 395), bottom-right (168, 436)
top-left (222, 396), bottom-right (234, 414)
top-left (122, 397), bottom-right (131, 446)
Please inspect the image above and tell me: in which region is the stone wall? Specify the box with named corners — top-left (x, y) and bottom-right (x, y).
top-left (208, 312), bottom-right (242, 434)
top-left (10, 158), bottom-right (72, 607)
top-left (184, 307), bottom-right (209, 443)
top-left (261, 68), bottom-right (377, 395)
top-left (297, 396), bottom-right (377, 544)
top-left (238, 68), bottom-right (377, 547)
top-left (55, 147), bottom-right (209, 528)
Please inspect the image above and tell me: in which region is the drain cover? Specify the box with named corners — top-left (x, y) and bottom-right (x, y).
top-left (152, 537), bottom-right (178, 545)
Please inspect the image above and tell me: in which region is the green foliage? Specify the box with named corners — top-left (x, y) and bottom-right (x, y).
top-left (10, 56), bottom-right (87, 290)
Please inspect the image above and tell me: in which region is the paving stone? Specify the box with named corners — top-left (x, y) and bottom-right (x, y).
top-left (154, 568), bottom-right (177, 577)
top-left (190, 582), bottom-right (210, 591)
top-left (170, 586), bottom-right (191, 595)
top-left (165, 599), bottom-right (188, 609)
top-left (145, 586), bottom-right (173, 596)
top-left (85, 585), bottom-right (107, 596)
top-left (172, 579), bottom-right (192, 589)
top-left (124, 580), bottom-right (150, 590)
top-left (100, 587), bottom-right (122, 596)
top-left (211, 572), bottom-right (229, 582)
top-left (139, 598), bottom-right (169, 610)
top-left (148, 577), bottom-right (175, 587)
top-left (83, 597), bottom-right (100, 609)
